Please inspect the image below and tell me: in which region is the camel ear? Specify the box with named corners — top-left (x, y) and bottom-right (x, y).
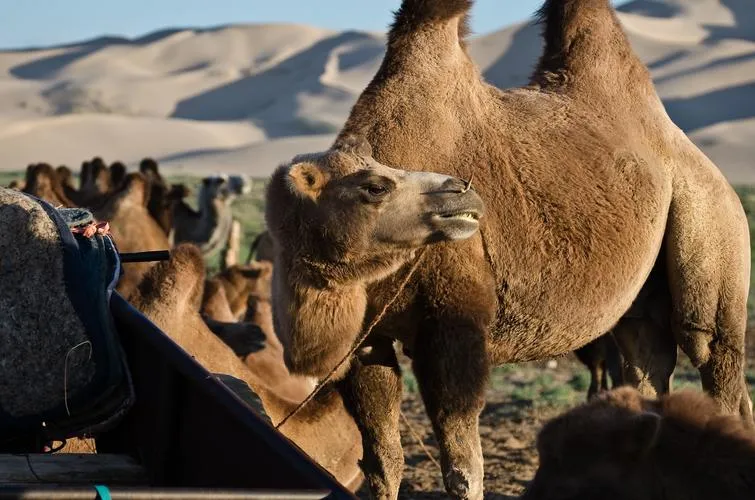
top-left (288, 162), bottom-right (329, 200)
top-left (620, 412), bottom-right (661, 458)
top-left (333, 134), bottom-right (373, 157)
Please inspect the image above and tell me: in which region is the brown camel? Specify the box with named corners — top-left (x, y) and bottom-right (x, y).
top-left (130, 244), bottom-right (363, 491)
top-left (573, 333), bottom-right (624, 400)
top-left (171, 175), bottom-right (249, 258)
top-left (523, 387), bottom-right (755, 500)
top-left (23, 163), bottom-right (76, 208)
top-left (201, 261), bottom-right (318, 402)
top-left (93, 173), bottom-right (170, 299)
top-left (79, 157), bottom-right (111, 205)
top-left (264, 0), bottom-right (752, 498)
top-left (246, 230), bottom-right (275, 263)
top-left (138, 158), bottom-right (187, 235)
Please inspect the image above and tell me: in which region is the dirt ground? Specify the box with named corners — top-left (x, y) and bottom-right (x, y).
top-left (355, 356), bottom-right (585, 499)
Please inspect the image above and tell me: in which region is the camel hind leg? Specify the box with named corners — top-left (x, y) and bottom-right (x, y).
top-left (665, 187), bottom-right (752, 422)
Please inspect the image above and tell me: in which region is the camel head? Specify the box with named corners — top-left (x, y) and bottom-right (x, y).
top-left (266, 134), bottom-right (484, 279)
top-left (264, 134), bottom-right (484, 379)
top-left (199, 174), bottom-right (250, 206)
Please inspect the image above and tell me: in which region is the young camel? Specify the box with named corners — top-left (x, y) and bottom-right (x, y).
top-left (265, 0), bottom-right (752, 498)
top-left (523, 387), bottom-right (755, 500)
top-left (130, 244), bottom-right (364, 491)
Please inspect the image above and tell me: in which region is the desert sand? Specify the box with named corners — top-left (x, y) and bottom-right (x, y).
top-left (0, 0), bottom-right (753, 182)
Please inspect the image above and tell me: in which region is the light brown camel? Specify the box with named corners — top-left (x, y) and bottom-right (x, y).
top-left (264, 0), bottom-right (752, 498)
top-left (130, 244), bottom-right (364, 491)
top-left (523, 387), bottom-right (755, 500)
top-left (22, 163), bottom-right (76, 208)
top-left (201, 261), bottom-right (317, 402)
top-left (171, 175), bottom-right (249, 258)
top-left (93, 173), bottom-right (170, 299)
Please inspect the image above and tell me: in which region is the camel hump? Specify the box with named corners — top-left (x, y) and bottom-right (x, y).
top-left (391, 0), bottom-right (473, 41)
top-left (532, 0), bottom-right (653, 95)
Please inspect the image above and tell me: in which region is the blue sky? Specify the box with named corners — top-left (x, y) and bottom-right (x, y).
top-left (4, 0), bottom-right (628, 50)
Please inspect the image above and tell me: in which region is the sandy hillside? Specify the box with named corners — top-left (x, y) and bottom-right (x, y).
top-left (0, 0), bottom-right (753, 182)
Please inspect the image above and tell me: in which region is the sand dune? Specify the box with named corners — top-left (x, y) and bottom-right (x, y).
top-left (0, 0), bottom-right (753, 182)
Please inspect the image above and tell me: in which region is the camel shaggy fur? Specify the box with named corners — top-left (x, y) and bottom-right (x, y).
top-left (130, 244), bottom-right (363, 491)
top-left (265, 0), bottom-right (752, 498)
top-left (523, 387), bottom-right (755, 500)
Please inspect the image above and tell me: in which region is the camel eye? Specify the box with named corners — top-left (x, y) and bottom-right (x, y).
top-left (362, 184), bottom-right (388, 197)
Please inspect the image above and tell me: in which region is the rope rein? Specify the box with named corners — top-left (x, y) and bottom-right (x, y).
top-left (275, 246), bottom-right (428, 430)
top-left (275, 174), bottom-right (486, 472)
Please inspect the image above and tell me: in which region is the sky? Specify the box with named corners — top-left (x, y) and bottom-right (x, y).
top-left (3, 0), bottom-right (628, 50)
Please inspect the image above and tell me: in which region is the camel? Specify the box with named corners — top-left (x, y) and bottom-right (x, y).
top-left (22, 163), bottom-right (76, 208)
top-left (246, 230), bottom-right (275, 263)
top-left (109, 162), bottom-right (127, 190)
top-left (93, 172), bottom-right (170, 299)
top-left (171, 175), bottom-right (249, 258)
top-left (573, 333), bottom-right (624, 400)
top-left (139, 158), bottom-right (184, 235)
top-left (130, 244), bottom-right (363, 491)
top-left (79, 157), bottom-right (111, 205)
top-left (201, 261), bottom-right (318, 402)
top-left (523, 387), bottom-right (755, 500)
top-left (264, 0), bottom-right (752, 498)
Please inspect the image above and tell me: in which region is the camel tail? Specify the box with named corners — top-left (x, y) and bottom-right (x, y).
top-left (390, 0), bottom-right (473, 42)
top-left (531, 0), bottom-right (652, 92)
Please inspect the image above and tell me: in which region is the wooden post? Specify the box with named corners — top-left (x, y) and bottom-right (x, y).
top-left (221, 219), bottom-right (241, 270)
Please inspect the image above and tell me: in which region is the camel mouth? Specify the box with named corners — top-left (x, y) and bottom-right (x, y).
top-left (434, 210), bottom-right (481, 222)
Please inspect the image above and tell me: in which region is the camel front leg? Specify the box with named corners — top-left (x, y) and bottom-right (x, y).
top-left (338, 336), bottom-right (404, 500)
top-left (412, 317), bottom-right (489, 500)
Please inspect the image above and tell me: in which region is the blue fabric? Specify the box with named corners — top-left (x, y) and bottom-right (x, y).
top-left (94, 485), bottom-right (112, 500)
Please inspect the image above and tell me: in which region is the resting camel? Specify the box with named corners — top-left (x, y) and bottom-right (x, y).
top-left (523, 387), bottom-right (755, 499)
top-left (202, 261), bottom-right (317, 402)
top-left (130, 244), bottom-right (363, 490)
top-left (93, 173), bottom-right (170, 299)
top-left (171, 175), bottom-right (248, 258)
top-left (264, 0), bottom-right (752, 498)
